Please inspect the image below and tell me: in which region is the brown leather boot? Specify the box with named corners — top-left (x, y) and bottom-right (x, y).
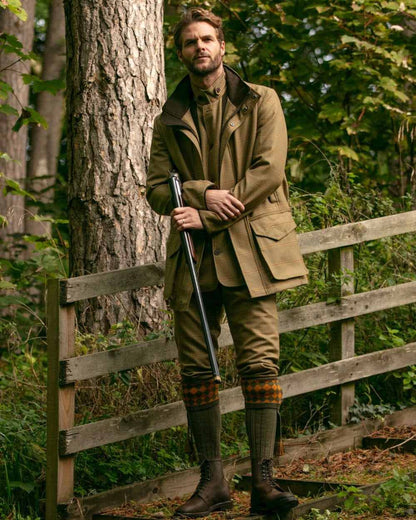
top-left (175, 459), bottom-right (232, 518)
top-left (250, 459), bottom-right (298, 515)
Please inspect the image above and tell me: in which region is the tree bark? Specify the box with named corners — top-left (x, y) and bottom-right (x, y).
top-left (25, 0), bottom-right (66, 239)
top-left (0, 0), bottom-right (35, 257)
top-left (65, 0), bottom-right (169, 333)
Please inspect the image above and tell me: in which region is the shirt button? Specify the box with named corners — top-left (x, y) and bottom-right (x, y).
top-left (214, 249), bottom-right (221, 255)
top-left (215, 87), bottom-right (221, 95)
top-left (242, 105), bottom-right (248, 112)
top-left (230, 122), bottom-right (235, 127)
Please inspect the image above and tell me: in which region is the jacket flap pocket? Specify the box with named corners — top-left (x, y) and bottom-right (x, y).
top-left (250, 213), bottom-right (296, 241)
top-left (166, 232), bottom-right (181, 257)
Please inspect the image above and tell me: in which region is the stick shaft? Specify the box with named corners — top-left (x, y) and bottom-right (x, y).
top-left (168, 171), bottom-right (221, 383)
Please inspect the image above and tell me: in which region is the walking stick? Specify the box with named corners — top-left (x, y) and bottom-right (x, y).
top-left (168, 170), bottom-right (221, 384)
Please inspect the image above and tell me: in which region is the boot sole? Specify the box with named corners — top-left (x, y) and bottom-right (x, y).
top-left (175, 500), bottom-right (233, 518)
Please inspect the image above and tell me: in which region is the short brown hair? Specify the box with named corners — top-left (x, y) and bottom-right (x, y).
top-left (173, 8), bottom-right (224, 50)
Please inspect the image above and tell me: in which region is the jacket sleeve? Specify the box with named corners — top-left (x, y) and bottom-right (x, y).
top-left (146, 116), bottom-right (175, 216)
top-left (200, 88), bottom-right (288, 234)
top-left (146, 116), bottom-right (216, 215)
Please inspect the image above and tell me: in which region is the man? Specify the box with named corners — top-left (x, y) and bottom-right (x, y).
top-left (146, 8), bottom-right (308, 518)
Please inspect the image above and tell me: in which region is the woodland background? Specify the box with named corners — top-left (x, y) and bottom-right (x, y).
top-left (0, 0), bottom-right (415, 518)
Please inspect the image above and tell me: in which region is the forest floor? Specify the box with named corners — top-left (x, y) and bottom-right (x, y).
top-left (96, 426), bottom-right (416, 520)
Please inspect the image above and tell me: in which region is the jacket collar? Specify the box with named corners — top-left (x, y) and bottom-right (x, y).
top-left (161, 64), bottom-right (251, 126)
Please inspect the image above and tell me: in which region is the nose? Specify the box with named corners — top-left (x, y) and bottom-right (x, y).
top-left (196, 38), bottom-right (205, 50)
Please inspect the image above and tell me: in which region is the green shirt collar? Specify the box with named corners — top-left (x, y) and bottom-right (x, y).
top-left (191, 72), bottom-right (226, 105)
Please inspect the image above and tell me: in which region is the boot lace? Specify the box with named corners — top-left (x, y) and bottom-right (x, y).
top-left (260, 459), bottom-right (274, 484)
top-left (261, 459), bottom-right (285, 492)
top-left (194, 460), bottom-right (211, 495)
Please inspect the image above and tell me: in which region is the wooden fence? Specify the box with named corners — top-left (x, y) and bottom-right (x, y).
top-left (46, 210), bottom-right (416, 519)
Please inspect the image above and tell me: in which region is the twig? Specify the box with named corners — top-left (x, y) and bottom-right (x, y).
top-left (377, 432), bottom-right (416, 456)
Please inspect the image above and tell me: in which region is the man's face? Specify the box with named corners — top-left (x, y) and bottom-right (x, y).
top-left (178, 21), bottom-right (225, 77)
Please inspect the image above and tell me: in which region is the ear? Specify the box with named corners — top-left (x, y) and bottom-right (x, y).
top-left (220, 40), bottom-right (225, 57)
top-left (177, 49), bottom-right (183, 62)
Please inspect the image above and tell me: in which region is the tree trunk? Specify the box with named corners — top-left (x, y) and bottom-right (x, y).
top-left (65, 0), bottom-right (169, 333)
top-left (0, 0), bottom-right (35, 257)
top-left (25, 0), bottom-right (66, 239)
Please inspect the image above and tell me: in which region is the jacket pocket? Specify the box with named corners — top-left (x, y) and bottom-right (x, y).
top-left (250, 212), bottom-right (308, 280)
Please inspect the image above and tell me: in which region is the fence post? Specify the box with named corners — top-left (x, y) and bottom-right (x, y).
top-left (46, 279), bottom-right (76, 519)
top-left (328, 246), bottom-right (355, 425)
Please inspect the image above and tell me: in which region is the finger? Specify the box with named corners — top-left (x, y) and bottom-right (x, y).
top-left (222, 206), bottom-right (239, 218)
top-left (171, 208), bottom-right (184, 218)
top-left (226, 195), bottom-right (245, 211)
top-left (231, 200), bottom-right (245, 212)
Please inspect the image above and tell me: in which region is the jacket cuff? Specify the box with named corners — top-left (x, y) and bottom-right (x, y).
top-left (199, 209), bottom-right (236, 234)
top-left (182, 180), bottom-right (216, 209)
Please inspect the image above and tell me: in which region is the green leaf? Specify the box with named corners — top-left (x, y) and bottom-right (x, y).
top-left (9, 480), bottom-right (35, 493)
top-left (1, 0), bottom-right (27, 21)
top-left (341, 35), bottom-right (359, 45)
top-left (0, 280), bottom-right (16, 290)
top-left (22, 74), bottom-right (65, 95)
top-left (25, 107), bottom-right (48, 128)
top-left (379, 77), bottom-right (409, 102)
top-left (328, 146), bottom-right (359, 161)
top-left (0, 173), bottom-right (36, 200)
top-left (315, 6), bottom-right (331, 13)
top-left (0, 32), bottom-right (31, 58)
top-left (12, 107), bottom-right (48, 132)
top-left (0, 103), bottom-right (19, 116)
top-left (318, 104), bottom-right (346, 123)
top-left (0, 80), bottom-right (13, 100)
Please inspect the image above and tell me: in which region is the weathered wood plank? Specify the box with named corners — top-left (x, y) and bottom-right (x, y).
top-left (46, 280), bottom-right (76, 520)
top-left (281, 342), bottom-right (416, 402)
top-left (46, 280), bottom-right (60, 520)
top-left (59, 211), bottom-right (416, 304)
top-left (60, 261), bottom-right (165, 304)
top-left (290, 482), bottom-right (382, 520)
top-left (298, 210), bottom-right (416, 255)
top-left (64, 407), bottom-right (416, 520)
top-left (61, 280), bottom-right (416, 383)
top-left (236, 476), bottom-right (360, 495)
top-left (278, 279), bottom-right (416, 333)
top-left (362, 436), bottom-right (416, 452)
top-left (60, 337), bottom-right (178, 384)
top-left (328, 247), bottom-right (355, 426)
top-left (60, 343), bottom-right (416, 455)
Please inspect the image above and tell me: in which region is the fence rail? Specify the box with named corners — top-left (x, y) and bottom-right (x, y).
top-left (46, 210), bottom-right (416, 520)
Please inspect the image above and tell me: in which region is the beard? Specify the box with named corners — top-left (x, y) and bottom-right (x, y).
top-left (183, 51), bottom-right (223, 77)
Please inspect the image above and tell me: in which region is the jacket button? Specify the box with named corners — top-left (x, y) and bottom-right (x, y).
top-left (242, 105), bottom-right (248, 112)
top-left (229, 122), bottom-right (235, 127)
top-left (214, 249), bottom-right (221, 255)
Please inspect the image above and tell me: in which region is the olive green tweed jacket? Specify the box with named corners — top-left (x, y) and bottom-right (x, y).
top-left (146, 66), bottom-right (308, 310)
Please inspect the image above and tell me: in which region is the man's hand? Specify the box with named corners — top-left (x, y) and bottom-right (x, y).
top-left (171, 207), bottom-right (203, 231)
top-left (205, 189), bottom-right (245, 220)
